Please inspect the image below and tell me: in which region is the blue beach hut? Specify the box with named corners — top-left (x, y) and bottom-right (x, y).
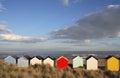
top-left (4, 55), bottom-right (18, 64)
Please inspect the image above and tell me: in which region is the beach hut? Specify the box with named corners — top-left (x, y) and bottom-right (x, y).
top-left (86, 56), bottom-right (98, 70)
top-left (17, 56), bottom-right (31, 67)
top-left (73, 56), bottom-right (83, 68)
top-left (4, 55), bottom-right (18, 64)
top-left (30, 56), bottom-right (43, 65)
top-left (106, 56), bottom-right (119, 71)
top-left (43, 56), bottom-right (54, 67)
top-left (56, 56), bottom-right (69, 69)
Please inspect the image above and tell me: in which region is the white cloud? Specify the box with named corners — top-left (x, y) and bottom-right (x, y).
top-left (60, 0), bottom-right (81, 6)
top-left (0, 3), bottom-right (5, 12)
top-left (0, 24), bottom-right (47, 43)
top-left (60, 0), bottom-right (69, 6)
top-left (0, 34), bottom-right (46, 43)
top-left (0, 25), bottom-right (12, 34)
top-left (117, 32), bottom-right (120, 37)
top-left (107, 5), bottom-right (120, 8)
top-left (84, 39), bottom-right (91, 44)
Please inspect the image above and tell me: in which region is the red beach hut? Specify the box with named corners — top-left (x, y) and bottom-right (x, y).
top-left (56, 56), bottom-right (69, 69)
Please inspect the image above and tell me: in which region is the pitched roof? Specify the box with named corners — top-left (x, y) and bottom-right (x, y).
top-left (56, 56), bottom-right (68, 61)
top-left (32, 56), bottom-right (44, 60)
top-left (86, 55), bottom-right (98, 60)
top-left (6, 55), bottom-right (18, 59)
top-left (44, 56), bottom-right (56, 60)
top-left (12, 55), bottom-right (19, 59)
top-left (105, 55), bottom-right (118, 60)
top-left (23, 55), bottom-right (31, 60)
top-left (72, 56), bottom-right (83, 59)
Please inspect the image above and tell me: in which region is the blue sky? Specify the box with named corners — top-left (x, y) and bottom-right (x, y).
top-left (0, 0), bottom-right (120, 53)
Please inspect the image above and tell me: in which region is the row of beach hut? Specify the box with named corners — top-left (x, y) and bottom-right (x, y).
top-left (4, 55), bottom-right (120, 71)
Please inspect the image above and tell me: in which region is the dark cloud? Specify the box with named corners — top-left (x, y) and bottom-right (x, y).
top-left (50, 5), bottom-right (120, 41)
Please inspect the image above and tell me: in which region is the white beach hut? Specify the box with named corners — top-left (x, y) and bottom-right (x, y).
top-left (30, 56), bottom-right (43, 65)
top-left (43, 56), bottom-right (54, 67)
top-left (86, 56), bottom-right (98, 70)
top-left (17, 56), bottom-right (31, 67)
top-left (73, 56), bottom-right (84, 68)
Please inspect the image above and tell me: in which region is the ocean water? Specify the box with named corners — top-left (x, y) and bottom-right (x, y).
top-left (0, 51), bottom-right (120, 59)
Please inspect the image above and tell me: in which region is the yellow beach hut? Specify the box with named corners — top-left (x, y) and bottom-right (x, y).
top-left (106, 56), bottom-right (119, 71)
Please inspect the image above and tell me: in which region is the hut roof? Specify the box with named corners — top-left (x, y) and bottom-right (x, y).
top-left (105, 55), bottom-right (118, 60)
top-left (44, 56), bottom-right (56, 60)
top-left (12, 55), bottom-right (19, 59)
top-left (72, 56), bottom-right (83, 59)
top-left (56, 56), bottom-right (68, 61)
top-left (32, 56), bottom-right (44, 60)
top-left (6, 55), bottom-right (19, 59)
top-left (23, 55), bottom-right (31, 60)
top-left (86, 55), bottom-right (98, 60)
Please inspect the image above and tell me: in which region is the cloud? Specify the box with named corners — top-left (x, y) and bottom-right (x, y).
top-left (84, 39), bottom-right (91, 43)
top-left (0, 34), bottom-right (46, 43)
top-left (0, 3), bottom-right (5, 12)
top-left (60, 0), bottom-right (69, 6)
top-left (0, 24), bottom-right (46, 43)
top-left (107, 5), bottom-right (120, 8)
top-left (50, 5), bottom-right (120, 42)
top-left (0, 25), bottom-right (12, 34)
top-left (60, 0), bottom-right (81, 6)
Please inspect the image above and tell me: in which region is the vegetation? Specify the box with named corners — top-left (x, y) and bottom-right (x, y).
top-left (0, 60), bottom-right (119, 78)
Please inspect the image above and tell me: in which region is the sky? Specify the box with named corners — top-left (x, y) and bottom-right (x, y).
top-left (0, 0), bottom-right (120, 53)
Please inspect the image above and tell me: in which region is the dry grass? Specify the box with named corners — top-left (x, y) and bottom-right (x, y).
top-left (0, 60), bottom-right (120, 78)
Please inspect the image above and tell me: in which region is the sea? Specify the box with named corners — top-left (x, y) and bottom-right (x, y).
top-left (0, 51), bottom-right (120, 59)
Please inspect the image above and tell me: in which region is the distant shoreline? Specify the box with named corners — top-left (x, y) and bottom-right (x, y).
top-left (0, 51), bottom-right (120, 59)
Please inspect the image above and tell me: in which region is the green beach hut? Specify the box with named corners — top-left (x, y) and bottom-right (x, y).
top-left (73, 56), bottom-right (84, 68)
